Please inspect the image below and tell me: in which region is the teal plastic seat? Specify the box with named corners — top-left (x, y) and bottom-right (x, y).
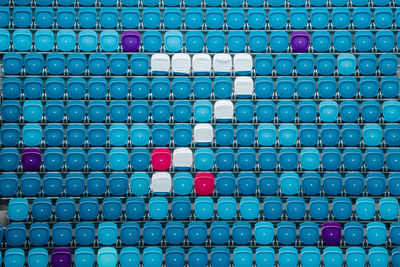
top-left (109, 148), bottom-right (129, 170)
top-left (28, 248), bottom-right (48, 267)
top-left (5, 248), bottom-right (25, 267)
top-left (98, 222), bottom-right (118, 245)
top-left (366, 222), bottom-right (386, 245)
top-left (257, 124), bottom-right (276, 146)
top-left (280, 173), bottom-right (300, 195)
top-left (233, 247), bottom-right (252, 267)
top-left (74, 248), bottom-right (95, 267)
top-left (255, 247), bottom-right (275, 267)
top-left (143, 247), bottom-right (162, 267)
top-left (120, 248), bottom-right (140, 267)
top-left (323, 247), bottom-right (343, 267)
top-left (356, 197), bottom-right (375, 220)
top-left (301, 247), bottom-right (320, 267)
top-left (0, 125), bottom-right (20, 147)
top-left (368, 248), bottom-right (388, 267)
top-left (130, 173), bottom-right (150, 196)
top-left (379, 197), bottom-right (399, 220)
top-left (278, 124), bottom-right (297, 146)
top-left (13, 30), bottom-right (32, 51)
top-left (8, 198), bottom-right (28, 221)
top-left (97, 247), bottom-right (117, 267)
top-left (346, 248), bottom-right (366, 267)
top-left (22, 124), bottom-right (42, 146)
top-left (254, 222), bottom-right (274, 245)
top-left (278, 247), bottom-right (298, 267)
top-left (195, 197), bottom-right (214, 219)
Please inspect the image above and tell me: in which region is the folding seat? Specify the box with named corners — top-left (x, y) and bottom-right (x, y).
top-left (45, 54), bottom-right (65, 76)
top-left (381, 76), bottom-right (399, 97)
top-left (87, 101), bottom-right (107, 123)
top-left (164, 222), bottom-right (185, 245)
top-left (277, 222), bottom-right (296, 245)
top-left (87, 124), bottom-right (106, 147)
top-left (321, 125), bottom-right (340, 147)
top-left (343, 148), bottom-right (362, 170)
top-left (98, 222), bottom-right (118, 245)
top-left (78, 8), bottom-right (96, 29)
top-left (78, 30), bottom-right (97, 52)
top-left (323, 247), bottom-right (343, 267)
top-left (323, 173), bottom-right (343, 195)
top-left (6, 223), bottom-right (26, 247)
top-left (102, 197), bottom-right (122, 220)
top-left (86, 173), bottom-right (107, 196)
top-left (333, 31), bottom-right (352, 52)
top-left (310, 8), bottom-right (329, 29)
top-left (337, 54), bottom-right (356, 75)
top-left (66, 148), bottom-right (85, 170)
top-left (233, 247), bottom-right (253, 267)
top-left (194, 123), bottom-right (213, 145)
top-left (5, 249), bottom-right (25, 267)
top-left (344, 173), bottom-right (364, 195)
top-left (258, 148), bottom-right (277, 171)
top-left (231, 222), bottom-right (251, 245)
top-left (188, 247), bottom-right (208, 267)
top-left (354, 32), bottom-right (373, 52)
top-left (99, 30), bottom-right (119, 52)
top-left (237, 173), bottom-right (257, 195)
top-left (376, 31), bottom-right (394, 52)
top-left (355, 197), bottom-right (375, 220)
top-left (263, 197), bottom-right (282, 219)
top-left (124, 197), bottom-right (145, 220)
top-left (214, 173), bottom-right (235, 196)
top-left (383, 100), bottom-right (400, 123)
top-left (213, 125), bottom-right (234, 147)
top-left (108, 173), bottom-right (128, 196)
top-left (343, 222), bottom-right (363, 245)
top-left (13, 7), bottom-right (32, 28)
top-left (74, 248), bottom-right (95, 267)
top-left (0, 29), bottom-right (9, 52)
top-left (346, 248), bottom-right (366, 267)
top-left (0, 7), bottom-right (9, 28)
top-left (228, 31), bottom-right (246, 52)
top-left (149, 196), bottom-right (169, 220)
top-left (316, 54), bottom-right (335, 75)
top-left (226, 8), bottom-right (245, 29)
top-left (188, 222), bottom-right (207, 244)
top-left (109, 124), bottom-right (129, 147)
top-left (352, 8), bottom-right (371, 30)
top-left (193, 101), bottom-right (212, 122)
top-left (24, 54), bottom-right (44, 75)
top-left (209, 248), bottom-right (231, 267)
top-left (28, 248), bottom-right (48, 267)
top-left (299, 222), bottom-right (319, 245)
top-left (109, 100), bottom-right (129, 123)
top-left (268, 9), bottom-right (287, 29)
top-left (163, 8), bottom-right (182, 29)
top-left (55, 197), bottom-right (75, 221)
top-left (8, 198), bottom-right (28, 222)
top-left (170, 196), bottom-right (191, 220)
top-left (0, 149), bottom-right (19, 171)
top-left (278, 124), bottom-right (297, 146)
top-left (142, 31), bottom-right (162, 52)
top-left (368, 248), bottom-right (389, 267)
top-left (379, 197), bottom-right (399, 220)
top-left (22, 124), bottom-right (42, 147)
top-left (321, 222), bottom-right (342, 246)
top-left (275, 55), bottom-right (294, 76)
top-left (206, 31), bottom-right (225, 53)
top-left (99, 8), bottom-right (118, 29)
top-left (308, 197), bottom-right (329, 219)
top-left (279, 148), bottom-right (298, 171)
top-left (29, 222), bottom-right (50, 246)
top-left (257, 125), bottom-right (276, 147)
top-left (280, 173), bottom-right (300, 195)
top-left (295, 56), bottom-right (314, 78)
top-left (331, 8), bottom-right (350, 29)
top-left (277, 101), bottom-right (296, 123)
top-left (142, 8), bottom-right (162, 28)
top-left (192, 55), bottom-right (211, 77)
top-left (78, 197), bottom-right (99, 221)
top-left (43, 148), bottom-right (63, 171)
top-left (366, 150), bottom-right (384, 172)
top-left (109, 148), bottom-right (129, 170)
top-left (184, 8), bottom-right (202, 29)
top-left (286, 197), bottom-right (306, 219)
top-left (254, 55), bottom-right (273, 76)
top-left (23, 100), bottom-right (43, 123)
top-left (22, 79), bottom-right (42, 101)
top-left (88, 53), bottom-right (108, 75)
top-left (130, 54), bottom-right (150, 76)
top-left (379, 54), bottom-right (398, 76)
top-left (151, 54), bottom-right (170, 76)
top-left (270, 31), bottom-right (289, 53)
top-left (374, 7), bottom-right (392, 29)
top-left (130, 101), bottom-right (150, 123)
top-left (298, 125), bottom-right (318, 147)
top-left (289, 8), bottom-right (308, 29)
top-left (248, 9), bottom-right (266, 29)
top-left (151, 124), bottom-right (171, 147)
top-left (194, 196), bottom-right (214, 219)
top-left (67, 53), bottom-right (86, 76)
top-left (151, 172), bottom-right (172, 195)
top-left (205, 9), bottom-right (224, 28)
top-left (237, 148), bottom-right (256, 170)
top-left (74, 222), bottom-right (96, 246)
top-left (3, 53), bottom-right (23, 75)
top-left (298, 101), bottom-right (317, 123)
top-left (215, 148), bottom-right (234, 171)
top-left (56, 7), bottom-right (75, 28)
top-left (234, 54), bottom-right (253, 76)
top-left (165, 248), bottom-right (185, 267)
top-left (276, 77), bottom-right (295, 99)
top-left (173, 124), bottom-right (192, 147)
top-left (21, 148), bottom-right (42, 172)
top-left (213, 100), bottom-right (233, 122)
top-left (362, 124), bottom-right (382, 147)
top-left (97, 247), bottom-right (118, 267)
top-left (120, 222), bottom-right (140, 246)
top-left (0, 124), bottom-right (20, 147)
top-left (87, 148), bottom-right (107, 171)
top-left (151, 101), bottom-right (171, 122)
top-left (365, 222), bottom-right (386, 246)
top-left (240, 197), bottom-right (259, 220)
top-left (359, 76), bottom-right (378, 98)
top-left (235, 101), bottom-right (254, 123)
top-left (20, 173), bottom-right (40, 197)
top-left (209, 222), bottom-right (230, 245)
top-left (358, 54), bottom-right (377, 75)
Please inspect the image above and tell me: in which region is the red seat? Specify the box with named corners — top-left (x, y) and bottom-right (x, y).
top-left (195, 172), bottom-right (214, 195)
top-left (151, 148), bottom-right (171, 171)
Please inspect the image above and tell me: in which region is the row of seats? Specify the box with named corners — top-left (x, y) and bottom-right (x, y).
top-left (2, 146), bottom-right (400, 171)
top-left (2, 122), bottom-right (397, 147)
top-left (3, 76), bottom-right (399, 100)
top-left (2, 6), bottom-right (399, 29)
top-left (4, 52), bottom-right (398, 77)
top-left (4, 29), bottom-right (400, 56)
top-left (0, 246), bottom-right (396, 267)
top-left (2, 171), bottom-right (400, 197)
top-left (5, 0), bottom-right (398, 6)
top-left (4, 195), bottom-right (399, 223)
top-left (3, 98), bottom-right (400, 124)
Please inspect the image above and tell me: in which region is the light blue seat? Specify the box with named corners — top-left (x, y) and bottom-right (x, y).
top-left (148, 197), bottom-right (168, 220)
top-left (254, 222), bottom-right (274, 245)
top-left (278, 124), bottom-right (297, 146)
top-left (300, 148), bottom-right (319, 170)
top-left (109, 148), bottom-right (129, 170)
top-left (185, 8), bottom-right (202, 29)
top-left (356, 197), bottom-right (375, 220)
top-left (98, 222), bottom-right (118, 245)
top-left (28, 248), bottom-right (48, 267)
top-left (74, 248), bottom-right (95, 267)
top-left (193, 101), bottom-right (212, 122)
top-left (99, 8), bottom-right (118, 28)
top-left (280, 173), bottom-right (300, 195)
top-left (323, 247), bottom-right (343, 267)
top-left (109, 124), bottom-right (128, 146)
top-left (300, 247), bottom-right (320, 267)
top-left (368, 248), bottom-right (388, 267)
top-left (78, 30), bottom-right (97, 52)
top-left (13, 7), bottom-right (32, 28)
top-left (333, 31), bottom-right (352, 52)
top-left (290, 8), bottom-right (308, 29)
top-left (8, 198), bottom-right (28, 222)
top-left (143, 31), bottom-right (162, 52)
top-left (383, 100), bottom-right (400, 122)
top-left (97, 247), bottom-right (118, 267)
top-left (355, 32), bottom-right (373, 52)
top-left (319, 101), bottom-right (338, 123)
top-left (257, 124), bottom-right (276, 146)
top-left (299, 222), bottom-right (319, 245)
top-left (206, 31), bottom-right (224, 52)
top-left (228, 31), bottom-right (246, 52)
top-left (22, 124), bottom-right (42, 146)
top-left (363, 124), bottom-right (382, 146)
top-left (269, 8), bottom-right (286, 29)
top-left (278, 247), bottom-right (298, 267)
top-left (366, 222), bottom-right (386, 245)
top-left (233, 247), bottom-right (252, 267)
top-left (275, 54), bottom-right (293, 75)
top-left (194, 197), bottom-right (214, 220)
top-left (131, 124), bottom-right (150, 146)
top-left (130, 173), bottom-right (150, 196)
top-left (4, 248), bottom-right (25, 267)
top-left (0, 7), bottom-right (9, 28)
top-left (88, 53), bottom-right (107, 75)
top-left (254, 56), bottom-right (273, 76)
top-left (78, 7), bottom-right (97, 28)
top-left (379, 197), bottom-right (399, 220)
top-left (344, 173), bottom-right (364, 195)
top-left (310, 8), bottom-right (329, 28)
top-left (376, 30), bottom-right (394, 52)
top-left (248, 9), bottom-right (266, 29)
top-left (270, 31), bottom-right (289, 53)
top-left (345, 248), bottom-right (366, 267)
top-left (240, 197), bottom-right (259, 219)
top-left (13, 30), bottom-right (32, 51)
top-left (164, 8), bottom-right (182, 29)
top-left (100, 30), bottom-right (118, 52)
top-left (0, 29), bottom-right (10, 51)
top-left (255, 247), bottom-right (274, 267)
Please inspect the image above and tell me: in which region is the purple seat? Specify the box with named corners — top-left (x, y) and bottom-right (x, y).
top-left (291, 31), bottom-right (310, 52)
top-left (121, 31), bottom-right (140, 52)
top-left (321, 222), bottom-right (342, 245)
top-left (51, 248), bottom-right (72, 267)
top-left (21, 148), bottom-right (41, 171)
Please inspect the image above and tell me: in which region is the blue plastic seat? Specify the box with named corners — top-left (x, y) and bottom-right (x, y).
top-left (278, 247), bottom-right (298, 267)
top-left (379, 197), bottom-right (399, 220)
top-left (356, 197), bottom-right (375, 220)
top-left (87, 100), bottom-right (107, 123)
top-left (78, 30), bottom-right (97, 52)
top-left (57, 7), bottom-right (75, 28)
top-left (75, 222), bottom-right (95, 246)
top-left (214, 148), bottom-right (234, 171)
top-left (240, 197), bottom-right (259, 220)
top-left (123, 197), bottom-right (144, 220)
top-left (130, 54), bottom-right (149, 75)
top-left (344, 173), bottom-right (364, 195)
top-left (228, 31), bottom-right (246, 52)
top-left (3, 53), bottom-right (23, 75)
top-left (346, 248), bottom-right (366, 267)
top-left (310, 8), bottom-right (329, 28)
top-left (142, 8), bottom-right (161, 28)
top-left (233, 247), bottom-right (252, 267)
top-left (316, 54), bottom-right (335, 75)
top-left (36, 30), bottom-right (54, 53)
top-left (193, 197), bottom-right (213, 220)
top-left (269, 8), bottom-right (286, 29)
top-left (65, 124), bottom-right (85, 147)
top-left (333, 31), bottom-right (352, 52)
top-left (6, 223), bottom-right (26, 247)
top-left (98, 222), bottom-right (118, 245)
top-left (0, 29), bottom-right (9, 52)
top-left (67, 53), bottom-right (86, 75)
top-left (8, 198), bottom-right (28, 222)
top-left (45, 54), bottom-right (65, 76)
top-left (143, 222), bottom-right (162, 245)
top-left (257, 148), bottom-right (276, 171)
top-left (141, 248), bottom-right (162, 267)
top-left (206, 31), bottom-right (224, 52)
top-left (290, 8), bottom-right (308, 29)
top-left (300, 247), bottom-right (320, 267)
top-left (163, 8), bottom-right (181, 29)
top-left (97, 247), bottom-right (118, 267)
top-left (255, 101), bottom-right (274, 123)
top-left (194, 148), bottom-right (213, 171)
top-left (323, 247), bottom-right (343, 267)
top-left (99, 8), bottom-right (118, 28)
top-left (188, 222), bottom-right (207, 245)
top-left (86, 124), bottom-right (106, 147)
top-left (376, 31), bottom-right (394, 52)
top-left (354, 32), bottom-right (373, 52)
top-left (298, 124), bottom-right (317, 147)
top-left (5, 248), bottom-right (25, 267)
top-left (187, 247), bottom-right (208, 267)
top-left (22, 124), bottom-right (42, 147)
top-left (231, 222), bottom-right (251, 245)
top-left (55, 197), bottom-right (75, 221)
top-left (24, 54), bottom-right (44, 76)
top-left (148, 196), bottom-right (168, 220)
top-left (366, 222), bottom-right (386, 245)
top-left (151, 124), bottom-right (170, 147)
top-left (359, 76), bottom-right (378, 98)
top-left (277, 101), bottom-right (296, 122)
top-left (78, 197), bottom-right (99, 220)
top-left (163, 222), bottom-right (184, 245)
top-left (120, 8), bottom-right (139, 29)
top-left (323, 173), bottom-right (343, 195)
top-left (320, 125), bottom-right (339, 147)
top-left (43, 148), bottom-right (63, 171)
top-left (344, 222), bottom-right (364, 245)
top-left (142, 31), bottom-right (162, 52)
top-left (129, 124), bottom-right (149, 147)
top-left (236, 148), bottom-right (255, 170)
top-left (29, 223), bottom-right (50, 246)
top-left (102, 197), bottom-right (122, 220)
top-left (299, 222), bottom-right (319, 245)
top-left (0, 7), bottom-right (9, 28)
top-left (279, 148), bottom-right (298, 170)
top-left (43, 173), bottom-right (63, 196)
top-left (368, 248), bottom-right (389, 267)
top-left (262, 197), bottom-right (283, 220)
top-left (210, 248), bottom-right (230, 267)
top-left (165, 247), bottom-right (185, 267)
top-left (31, 198), bottom-right (52, 222)
top-left (28, 248), bottom-right (48, 267)
top-left (88, 53), bottom-right (107, 75)
top-left (278, 124), bottom-right (297, 147)
top-left (275, 54), bottom-right (293, 75)
top-left (209, 222), bottom-right (230, 245)
top-left (88, 78), bottom-right (107, 99)
top-left (119, 222), bottom-right (140, 247)
top-left (13, 7), bottom-right (32, 28)
top-left (170, 196), bottom-right (190, 220)
top-left (343, 148), bottom-right (362, 170)
top-left (74, 248), bottom-right (95, 267)
top-left (300, 173), bottom-right (320, 196)
top-left (309, 197), bottom-right (329, 219)
top-left (254, 56), bottom-right (273, 77)
top-left (247, 9), bottom-right (266, 30)
top-left (171, 124), bottom-right (191, 147)
top-left (277, 222), bottom-right (296, 245)
top-left (276, 77), bottom-right (295, 99)
top-left (254, 247), bottom-right (274, 267)
top-left (331, 7), bottom-right (350, 28)
top-left (286, 197), bottom-right (306, 219)
top-left (35, 7), bottom-right (53, 28)
top-left (0, 148), bottom-right (19, 171)
top-left (20, 173), bottom-right (40, 197)
top-left (0, 125), bottom-right (20, 147)
top-left (270, 31), bottom-right (289, 52)
top-left (78, 8), bottom-right (97, 28)
top-left (104, 148), bottom-right (126, 171)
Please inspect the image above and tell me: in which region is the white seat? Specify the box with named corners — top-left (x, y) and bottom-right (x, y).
top-left (173, 148), bottom-right (193, 168)
top-left (172, 54), bottom-right (191, 74)
top-left (151, 172), bottom-right (172, 193)
top-left (213, 54), bottom-right (232, 73)
top-left (234, 53), bottom-right (252, 73)
top-left (234, 77), bottom-right (254, 96)
top-left (192, 54), bottom-right (212, 73)
top-left (214, 100), bottom-right (234, 120)
top-left (151, 54), bottom-right (170, 73)
top-left (194, 123), bottom-right (213, 143)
